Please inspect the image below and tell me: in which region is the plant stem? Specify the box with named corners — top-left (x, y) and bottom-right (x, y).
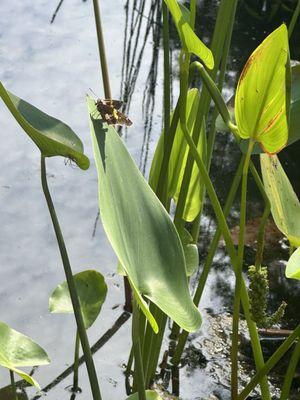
top-left (172, 155), bottom-right (245, 365)
top-left (40, 155), bottom-right (102, 400)
top-left (73, 329), bottom-right (80, 392)
top-left (178, 128), bottom-right (270, 399)
top-left (238, 326), bottom-right (300, 400)
top-left (231, 139), bottom-right (254, 399)
top-left (288, 0), bottom-right (300, 38)
top-left (132, 297), bottom-right (146, 400)
top-left (92, 0), bottom-right (112, 98)
top-left (280, 338), bottom-right (300, 400)
top-left (10, 370), bottom-right (17, 400)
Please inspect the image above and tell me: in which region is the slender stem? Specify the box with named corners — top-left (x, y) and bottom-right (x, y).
top-left (73, 330), bottom-right (80, 392)
top-left (132, 297), bottom-right (146, 400)
top-left (92, 0), bottom-right (112, 98)
top-left (231, 140), bottom-right (254, 399)
top-left (280, 338), bottom-right (300, 400)
top-left (10, 370), bottom-right (17, 400)
top-left (178, 127), bottom-right (270, 399)
top-left (172, 155), bottom-right (245, 366)
top-left (288, 0), bottom-right (300, 38)
top-left (238, 326), bottom-right (300, 400)
top-left (249, 162), bottom-right (271, 269)
top-left (40, 155), bottom-right (102, 400)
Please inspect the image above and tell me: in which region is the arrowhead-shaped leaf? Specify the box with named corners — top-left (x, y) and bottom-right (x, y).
top-left (261, 154), bottom-right (300, 247)
top-left (49, 270), bottom-right (107, 329)
top-left (88, 97), bottom-right (201, 334)
top-left (163, 0), bottom-right (214, 69)
top-left (126, 390), bottom-right (163, 400)
top-left (235, 24), bottom-right (290, 154)
top-left (0, 82), bottom-right (89, 170)
top-left (286, 247), bottom-right (300, 280)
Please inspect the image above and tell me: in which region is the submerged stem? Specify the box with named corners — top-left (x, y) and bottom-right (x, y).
top-left (40, 155), bottom-right (102, 400)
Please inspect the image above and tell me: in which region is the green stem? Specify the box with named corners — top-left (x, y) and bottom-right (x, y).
top-left (231, 140), bottom-right (254, 399)
top-left (73, 330), bottom-right (80, 392)
top-left (132, 298), bottom-right (146, 400)
top-left (40, 155), bottom-right (102, 400)
top-left (178, 129), bottom-right (270, 399)
top-left (92, 0), bottom-right (112, 98)
top-left (280, 338), bottom-right (300, 400)
top-left (249, 162), bottom-right (271, 269)
top-left (238, 326), bottom-right (300, 400)
top-left (10, 370), bottom-right (17, 400)
top-left (288, 0), bottom-right (300, 38)
top-left (172, 155), bottom-right (245, 366)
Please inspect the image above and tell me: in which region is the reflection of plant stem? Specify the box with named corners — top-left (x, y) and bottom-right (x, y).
top-left (10, 370), bottom-right (17, 400)
top-left (231, 139), bottom-right (254, 399)
top-left (280, 338), bottom-right (300, 399)
top-left (40, 155), bottom-right (102, 400)
top-left (72, 330), bottom-right (80, 392)
top-left (239, 326), bottom-right (300, 400)
top-left (92, 0), bottom-right (111, 98)
top-left (288, 0), bottom-right (300, 38)
top-left (132, 298), bottom-right (146, 400)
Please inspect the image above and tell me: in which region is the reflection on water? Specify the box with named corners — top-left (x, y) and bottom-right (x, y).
top-left (0, 0), bottom-right (299, 399)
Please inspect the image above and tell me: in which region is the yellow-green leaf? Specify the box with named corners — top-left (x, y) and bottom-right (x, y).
top-left (235, 24), bottom-right (290, 154)
top-left (285, 247), bottom-right (300, 280)
top-left (260, 154), bottom-right (300, 247)
top-left (163, 0), bottom-right (214, 69)
top-left (126, 390), bottom-right (163, 400)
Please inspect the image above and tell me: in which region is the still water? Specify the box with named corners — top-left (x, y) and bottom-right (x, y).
top-left (0, 1), bottom-right (299, 399)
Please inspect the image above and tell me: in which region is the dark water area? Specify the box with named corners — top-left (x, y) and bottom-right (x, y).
top-left (0, 0), bottom-right (299, 399)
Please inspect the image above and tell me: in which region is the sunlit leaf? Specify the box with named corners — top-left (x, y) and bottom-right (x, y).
top-left (88, 97), bottom-right (201, 334)
top-left (235, 24), bottom-right (290, 154)
top-left (0, 322), bottom-right (50, 389)
top-left (49, 270), bottom-right (107, 329)
top-left (149, 89), bottom-right (206, 222)
top-left (163, 0), bottom-right (214, 69)
top-left (261, 154), bottom-right (300, 247)
top-left (0, 82), bottom-right (89, 170)
top-left (126, 390), bottom-right (163, 400)
top-left (178, 228), bottom-right (199, 276)
top-left (285, 247), bottom-right (300, 280)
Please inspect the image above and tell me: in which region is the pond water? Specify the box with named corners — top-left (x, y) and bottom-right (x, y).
top-left (0, 1), bottom-right (299, 399)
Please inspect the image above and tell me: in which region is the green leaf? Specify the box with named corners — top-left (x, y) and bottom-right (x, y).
top-left (235, 24), bottom-right (290, 154)
top-left (178, 228), bottom-right (199, 276)
top-left (49, 270), bottom-right (107, 329)
top-left (0, 82), bottom-right (89, 170)
top-left (0, 322), bottom-right (50, 389)
top-left (163, 0), bottom-right (214, 69)
top-left (149, 89), bottom-right (206, 222)
top-left (285, 247), bottom-right (300, 280)
top-left (260, 154), bottom-right (300, 247)
top-left (88, 97), bottom-right (201, 333)
top-left (126, 390), bottom-right (163, 400)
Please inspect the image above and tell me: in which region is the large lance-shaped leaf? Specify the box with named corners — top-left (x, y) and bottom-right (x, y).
top-left (261, 154), bottom-right (300, 247)
top-left (285, 247), bottom-right (300, 280)
top-left (178, 228), bottom-right (199, 276)
top-left (0, 82), bottom-right (89, 170)
top-left (163, 0), bottom-right (214, 69)
top-left (235, 24), bottom-right (290, 154)
top-left (126, 390), bottom-right (162, 400)
top-left (0, 322), bottom-right (50, 389)
top-left (87, 97), bottom-right (201, 334)
top-left (49, 270), bottom-right (107, 329)
top-left (149, 89), bottom-right (206, 222)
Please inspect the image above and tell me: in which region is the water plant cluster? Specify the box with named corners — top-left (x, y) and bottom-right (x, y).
top-left (1, 0), bottom-right (300, 399)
